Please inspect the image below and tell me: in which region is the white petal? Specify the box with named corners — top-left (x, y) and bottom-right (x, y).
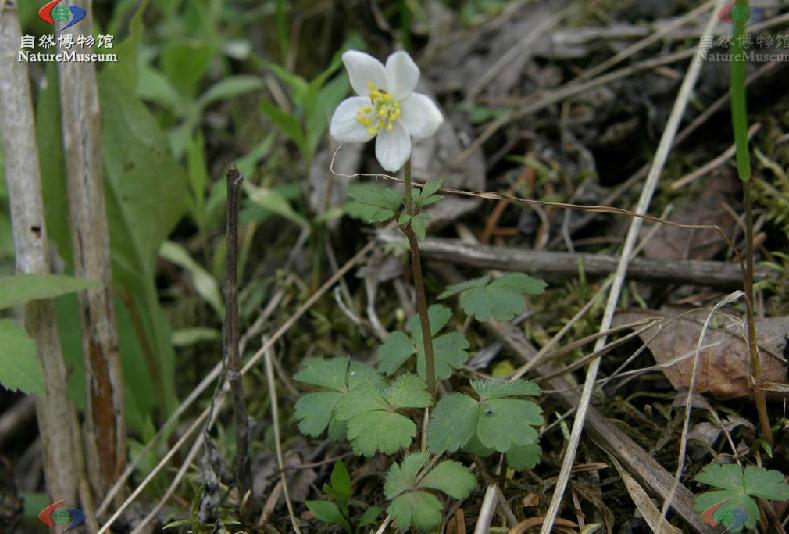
top-left (385, 51), bottom-right (420, 99)
top-left (342, 50), bottom-right (388, 96)
top-left (375, 122), bottom-right (412, 172)
top-left (330, 96), bottom-right (374, 143)
top-left (399, 93), bottom-right (443, 139)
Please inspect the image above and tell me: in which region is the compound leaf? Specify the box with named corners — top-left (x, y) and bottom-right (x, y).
top-left (384, 451), bottom-right (429, 499)
top-left (427, 393), bottom-right (478, 454)
top-left (345, 183), bottom-right (403, 223)
top-left (388, 491), bottom-right (442, 532)
top-left (692, 464), bottom-right (789, 533)
top-left (440, 273), bottom-right (547, 322)
top-left (379, 305), bottom-right (469, 380)
top-left (419, 460), bottom-right (476, 500)
top-left (294, 357), bottom-right (383, 439)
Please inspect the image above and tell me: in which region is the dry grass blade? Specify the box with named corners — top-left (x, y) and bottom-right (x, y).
top-left (264, 343), bottom-right (302, 533)
top-left (658, 291), bottom-right (743, 524)
top-left (609, 457), bottom-right (681, 534)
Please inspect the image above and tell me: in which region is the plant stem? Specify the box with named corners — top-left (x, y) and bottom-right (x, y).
top-left (729, 0), bottom-right (773, 447)
top-left (743, 187), bottom-right (773, 447)
top-left (402, 160), bottom-right (437, 397)
top-left (225, 164), bottom-right (253, 502)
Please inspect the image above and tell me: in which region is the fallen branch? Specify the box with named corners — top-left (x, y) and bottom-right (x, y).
top-left (378, 233), bottom-right (763, 289)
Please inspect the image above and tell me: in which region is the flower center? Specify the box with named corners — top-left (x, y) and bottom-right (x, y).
top-left (356, 82), bottom-right (401, 135)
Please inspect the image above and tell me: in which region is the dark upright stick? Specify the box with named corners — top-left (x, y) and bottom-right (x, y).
top-left (225, 165), bottom-right (252, 501)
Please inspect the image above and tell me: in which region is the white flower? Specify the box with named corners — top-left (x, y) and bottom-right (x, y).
top-left (330, 50), bottom-right (444, 173)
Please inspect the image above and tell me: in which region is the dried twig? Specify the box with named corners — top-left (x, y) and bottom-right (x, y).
top-left (58, 0), bottom-right (125, 498)
top-left (223, 165), bottom-right (252, 501)
top-left (474, 485), bottom-right (499, 534)
top-left (377, 234), bottom-right (762, 288)
top-left (539, 6), bottom-right (724, 531)
top-left (0, 0), bottom-right (83, 509)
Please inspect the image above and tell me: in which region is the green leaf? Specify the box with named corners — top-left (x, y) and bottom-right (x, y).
top-left (471, 378), bottom-right (540, 400)
top-left (426, 393), bottom-right (479, 453)
top-left (415, 180), bottom-right (443, 204)
top-left (407, 304), bottom-right (452, 338)
top-left (345, 183), bottom-right (403, 224)
top-left (159, 241), bottom-right (224, 318)
top-left (384, 374), bottom-right (432, 409)
top-left (409, 213), bottom-right (430, 241)
top-left (506, 443), bottom-right (543, 471)
top-left (246, 184), bottom-right (308, 228)
top-left (358, 506), bottom-right (382, 527)
top-left (295, 391), bottom-right (343, 437)
top-left (419, 460), bottom-right (476, 499)
top-left (742, 465), bottom-right (789, 500)
top-left (477, 399), bottom-right (542, 451)
top-left (388, 491), bottom-right (443, 532)
top-left (385, 453), bottom-right (477, 532)
top-left (439, 273), bottom-right (546, 321)
top-left (375, 332), bottom-right (415, 375)
top-left (428, 379), bottom-right (543, 458)
top-left (438, 275), bottom-right (490, 299)
top-left (384, 451), bottom-right (429, 499)
top-left (161, 40), bottom-right (215, 96)
top-left (0, 274), bottom-right (96, 310)
top-left (306, 500), bottom-right (350, 531)
top-left (346, 411), bottom-right (417, 456)
top-left (377, 304), bottom-right (470, 380)
top-left (294, 358), bottom-right (384, 439)
top-left (332, 376), bottom-right (427, 456)
top-left (490, 273), bottom-right (547, 294)
top-left (330, 460), bottom-right (352, 500)
top-left (260, 99), bottom-right (308, 158)
top-left (0, 320), bottom-right (44, 394)
top-left (199, 76), bottom-right (263, 108)
top-left (420, 332), bottom-right (469, 381)
top-left (693, 463), bottom-right (789, 532)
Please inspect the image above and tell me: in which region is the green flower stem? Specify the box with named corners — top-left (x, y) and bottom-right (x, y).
top-left (402, 160), bottom-right (437, 398)
top-left (730, 0), bottom-right (773, 447)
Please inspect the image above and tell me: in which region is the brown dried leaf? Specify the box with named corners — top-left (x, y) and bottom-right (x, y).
top-left (614, 309), bottom-right (787, 400)
top-left (641, 170), bottom-right (739, 261)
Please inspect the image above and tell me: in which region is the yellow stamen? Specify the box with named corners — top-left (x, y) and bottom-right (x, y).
top-left (356, 82), bottom-right (400, 135)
